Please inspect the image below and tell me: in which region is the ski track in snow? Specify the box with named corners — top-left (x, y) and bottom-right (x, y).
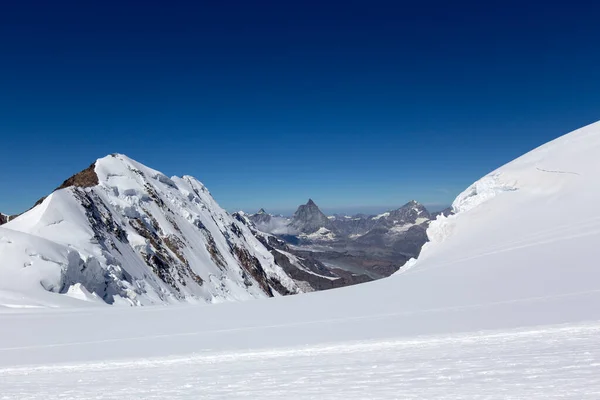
top-left (2, 322), bottom-right (600, 399)
top-left (535, 167), bottom-right (581, 176)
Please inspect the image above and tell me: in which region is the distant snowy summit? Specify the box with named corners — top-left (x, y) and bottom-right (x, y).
top-left (0, 154), bottom-right (301, 307)
top-left (249, 198), bottom-right (438, 253)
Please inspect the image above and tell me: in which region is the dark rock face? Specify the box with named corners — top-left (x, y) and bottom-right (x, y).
top-left (432, 206), bottom-right (454, 219)
top-left (233, 245), bottom-right (275, 297)
top-left (0, 213), bottom-right (18, 225)
top-left (290, 199), bottom-right (331, 233)
top-left (249, 208), bottom-right (272, 226)
top-left (390, 225), bottom-right (429, 257)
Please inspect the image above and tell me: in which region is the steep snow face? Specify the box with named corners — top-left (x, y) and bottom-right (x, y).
top-left (1, 154), bottom-right (299, 306)
top-left (405, 120), bottom-right (600, 308)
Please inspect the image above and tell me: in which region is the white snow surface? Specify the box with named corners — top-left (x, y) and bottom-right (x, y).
top-left (0, 154), bottom-right (298, 307)
top-left (2, 121), bottom-right (600, 398)
top-left (300, 226), bottom-right (336, 241)
top-left (372, 211), bottom-right (390, 220)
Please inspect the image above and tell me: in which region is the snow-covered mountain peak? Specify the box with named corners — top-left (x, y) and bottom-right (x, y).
top-left (1, 154), bottom-right (300, 307)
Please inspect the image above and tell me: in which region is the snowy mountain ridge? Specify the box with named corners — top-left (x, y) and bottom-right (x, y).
top-left (0, 154), bottom-right (299, 307)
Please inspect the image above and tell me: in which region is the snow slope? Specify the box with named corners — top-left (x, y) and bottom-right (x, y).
top-left (0, 154), bottom-right (299, 306)
top-left (2, 121), bottom-right (600, 398)
top-left (2, 321), bottom-right (600, 399)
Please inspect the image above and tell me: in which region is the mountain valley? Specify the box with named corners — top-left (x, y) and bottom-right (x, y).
top-left (245, 198), bottom-right (447, 285)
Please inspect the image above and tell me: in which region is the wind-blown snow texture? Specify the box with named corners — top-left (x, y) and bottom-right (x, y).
top-left (2, 121), bottom-right (600, 398)
top-left (0, 154), bottom-right (298, 307)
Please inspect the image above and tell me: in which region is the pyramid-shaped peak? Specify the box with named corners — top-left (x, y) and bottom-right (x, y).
top-left (291, 198), bottom-right (330, 233)
top-left (257, 208), bottom-right (267, 214)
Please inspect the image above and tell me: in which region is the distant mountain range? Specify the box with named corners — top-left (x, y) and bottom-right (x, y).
top-left (248, 199), bottom-right (449, 247)
top-left (246, 199), bottom-right (452, 281)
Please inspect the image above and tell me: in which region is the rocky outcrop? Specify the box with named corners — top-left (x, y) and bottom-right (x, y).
top-left (57, 162), bottom-right (99, 190)
top-left (0, 213), bottom-right (18, 225)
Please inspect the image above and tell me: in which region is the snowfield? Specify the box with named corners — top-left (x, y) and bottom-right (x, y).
top-left (2, 321), bottom-right (600, 399)
top-left (2, 121), bottom-right (600, 398)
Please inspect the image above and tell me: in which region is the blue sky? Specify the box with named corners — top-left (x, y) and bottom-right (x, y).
top-left (1, 1), bottom-right (599, 215)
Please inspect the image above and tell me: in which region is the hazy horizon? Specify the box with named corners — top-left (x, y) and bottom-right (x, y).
top-left (238, 202), bottom-right (451, 217)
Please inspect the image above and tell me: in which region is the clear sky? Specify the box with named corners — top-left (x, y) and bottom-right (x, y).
top-left (1, 1), bottom-right (599, 215)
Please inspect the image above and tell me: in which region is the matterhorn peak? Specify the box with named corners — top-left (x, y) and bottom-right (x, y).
top-left (291, 198), bottom-right (330, 234)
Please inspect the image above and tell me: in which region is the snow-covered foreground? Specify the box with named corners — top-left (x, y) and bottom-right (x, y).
top-left (3, 321), bottom-right (600, 399)
top-left (2, 121), bottom-right (600, 398)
